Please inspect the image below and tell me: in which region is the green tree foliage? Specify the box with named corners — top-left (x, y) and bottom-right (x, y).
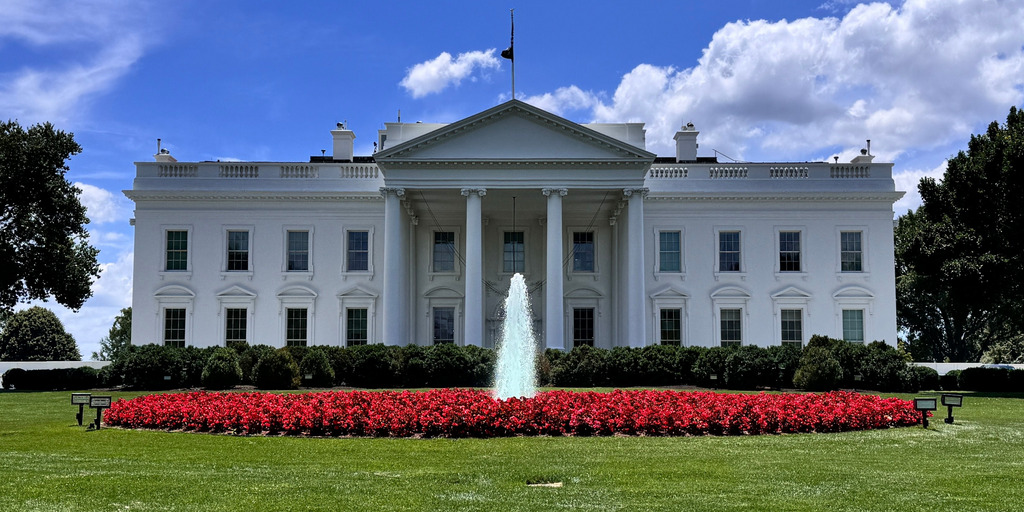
top-left (92, 307), bottom-right (131, 361)
top-left (0, 306), bottom-right (81, 361)
top-left (896, 106), bottom-right (1024, 361)
top-left (0, 120), bottom-right (100, 312)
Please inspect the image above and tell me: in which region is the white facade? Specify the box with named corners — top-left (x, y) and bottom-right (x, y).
top-left (126, 100), bottom-right (903, 350)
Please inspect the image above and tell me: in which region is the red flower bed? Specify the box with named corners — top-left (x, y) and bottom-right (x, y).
top-left (104, 389), bottom-right (921, 437)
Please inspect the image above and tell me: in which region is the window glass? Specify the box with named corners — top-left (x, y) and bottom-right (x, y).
top-left (503, 232), bottom-right (524, 273)
top-left (347, 231), bottom-right (369, 271)
top-left (720, 308), bottom-right (742, 346)
top-left (164, 308), bottom-right (186, 347)
top-left (165, 231), bottom-right (188, 271)
top-left (841, 231), bottom-right (863, 272)
top-left (573, 231), bottom-right (595, 272)
top-left (225, 308), bottom-right (247, 345)
top-left (779, 231), bottom-right (801, 272)
top-left (286, 308), bottom-right (308, 346)
top-left (842, 309), bottom-right (865, 342)
top-left (433, 232), bottom-right (455, 272)
top-left (719, 231), bottom-right (740, 272)
top-left (573, 308), bottom-right (595, 347)
top-left (433, 307), bottom-right (455, 344)
top-left (660, 309), bottom-right (682, 346)
top-left (346, 308), bottom-right (368, 346)
top-left (781, 309), bottom-right (802, 345)
top-left (287, 231), bottom-right (309, 271)
top-left (227, 231), bottom-right (249, 271)
top-left (659, 231), bottom-right (681, 272)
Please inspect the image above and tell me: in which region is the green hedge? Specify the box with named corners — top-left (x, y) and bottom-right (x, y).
top-left (1, 367), bottom-right (100, 390)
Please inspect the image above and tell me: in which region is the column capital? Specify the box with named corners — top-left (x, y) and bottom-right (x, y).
top-left (379, 186), bottom-right (406, 198)
top-left (622, 187), bottom-right (649, 198)
top-left (460, 187), bottom-right (487, 197)
top-left (541, 187), bottom-right (568, 197)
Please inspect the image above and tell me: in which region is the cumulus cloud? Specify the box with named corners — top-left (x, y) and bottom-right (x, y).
top-left (893, 161), bottom-right (947, 215)
top-left (75, 182), bottom-right (132, 225)
top-left (528, 0), bottom-right (1024, 168)
top-left (0, 1), bottom-right (157, 124)
top-left (400, 49), bottom-right (501, 98)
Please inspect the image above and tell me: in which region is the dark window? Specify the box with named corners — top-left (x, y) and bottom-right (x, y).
top-left (781, 309), bottom-right (802, 346)
top-left (227, 231), bottom-right (249, 271)
top-left (433, 232), bottom-right (455, 272)
top-left (720, 308), bottom-right (742, 346)
top-left (164, 308), bottom-right (186, 347)
top-left (503, 231), bottom-right (524, 273)
top-left (573, 231), bottom-right (595, 272)
top-left (287, 231), bottom-right (309, 271)
top-left (433, 307), bottom-right (455, 344)
top-left (165, 231), bottom-right (188, 271)
top-left (719, 231), bottom-right (740, 272)
top-left (286, 308), bottom-right (308, 346)
top-left (779, 231), bottom-right (801, 272)
top-left (225, 308), bottom-right (247, 344)
top-left (660, 309), bottom-right (682, 346)
top-left (347, 231), bottom-right (369, 271)
top-left (346, 308), bottom-right (368, 346)
top-left (573, 308), bottom-right (595, 347)
top-left (659, 231), bottom-right (681, 272)
top-left (841, 231), bottom-right (863, 272)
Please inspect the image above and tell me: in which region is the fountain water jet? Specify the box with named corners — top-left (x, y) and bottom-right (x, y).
top-left (493, 273), bottom-right (538, 399)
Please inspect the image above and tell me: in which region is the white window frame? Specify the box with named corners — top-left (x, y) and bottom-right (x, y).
top-left (775, 226), bottom-right (807, 276)
top-left (337, 286), bottom-right (378, 346)
top-left (833, 286), bottom-right (874, 343)
top-left (424, 287), bottom-right (464, 346)
top-left (650, 287), bottom-right (689, 346)
top-left (154, 285), bottom-right (195, 347)
top-left (341, 225), bottom-right (375, 279)
top-left (282, 225), bottom-right (314, 279)
top-left (428, 227), bottom-right (462, 279)
top-left (771, 286), bottom-right (812, 346)
top-left (159, 225), bottom-right (193, 280)
top-left (217, 285), bottom-right (256, 346)
top-left (841, 309), bottom-right (866, 343)
top-left (652, 226), bottom-right (685, 280)
top-left (566, 226), bottom-right (599, 280)
top-left (714, 226), bottom-right (746, 280)
top-left (779, 308), bottom-right (804, 346)
top-left (497, 225), bottom-right (531, 277)
top-left (836, 226), bottom-right (869, 276)
top-left (221, 225), bottom-right (254, 279)
top-left (564, 292), bottom-right (602, 348)
top-left (711, 286), bottom-right (750, 347)
top-left (277, 285), bottom-right (317, 346)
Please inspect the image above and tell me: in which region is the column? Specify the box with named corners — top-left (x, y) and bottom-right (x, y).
top-left (462, 188), bottom-right (486, 346)
top-left (625, 188), bottom-right (648, 347)
top-left (543, 188), bottom-right (567, 350)
top-left (381, 187), bottom-right (406, 345)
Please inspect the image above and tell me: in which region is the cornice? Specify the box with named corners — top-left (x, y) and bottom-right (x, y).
top-left (380, 159), bottom-right (652, 170)
top-left (645, 192), bottom-right (906, 202)
top-left (123, 190), bottom-right (384, 202)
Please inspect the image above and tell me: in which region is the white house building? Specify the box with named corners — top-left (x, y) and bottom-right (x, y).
top-left (125, 100), bottom-right (903, 350)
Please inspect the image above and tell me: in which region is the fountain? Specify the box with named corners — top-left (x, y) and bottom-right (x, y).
top-left (493, 273), bottom-right (538, 399)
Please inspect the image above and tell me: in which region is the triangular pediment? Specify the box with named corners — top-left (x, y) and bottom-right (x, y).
top-left (337, 285), bottom-right (377, 299)
top-left (771, 286), bottom-right (812, 299)
top-left (376, 100), bottom-right (655, 164)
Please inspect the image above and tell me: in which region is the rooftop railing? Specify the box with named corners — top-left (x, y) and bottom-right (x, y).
top-left (138, 162), bottom-right (380, 180)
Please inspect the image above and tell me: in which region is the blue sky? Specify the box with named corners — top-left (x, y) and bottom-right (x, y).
top-left (2, 0), bottom-right (1023, 358)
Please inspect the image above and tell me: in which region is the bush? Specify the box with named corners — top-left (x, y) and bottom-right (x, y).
top-left (958, 367), bottom-right (1013, 391)
top-left (605, 347), bottom-right (643, 387)
top-left (859, 341), bottom-right (916, 392)
top-left (1, 367), bottom-right (100, 390)
top-left (911, 366), bottom-right (940, 391)
top-left (178, 346), bottom-right (210, 388)
top-left (299, 348), bottom-right (335, 388)
top-left (635, 345), bottom-right (682, 386)
top-left (675, 347), bottom-right (704, 385)
top-left (252, 349), bottom-right (300, 390)
top-left (551, 345), bottom-right (607, 387)
top-left (692, 347), bottom-right (730, 387)
top-left (347, 344), bottom-right (398, 388)
top-left (793, 346), bottom-right (843, 391)
top-left (724, 345), bottom-right (773, 390)
top-left (461, 345), bottom-right (496, 387)
top-left (394, 344), bottom-right (427, 387)
top-left (940, 369), bottom-right (961, 390)
top-left (0, 306), bottom-right (81, 361)
top-left (119, 344), bottom-right (184, 390)
top-left (765, 344), bottom-right (802, 389)
top-left (238, 345), bottom-right (277, 385)
top-left (201, 348), bottom-right (243, 389)
top-left (423, 343), bottom-right (471, 387)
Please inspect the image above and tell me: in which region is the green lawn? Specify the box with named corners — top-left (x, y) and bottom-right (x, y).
top-left (1, 389), bottom-right (1022, 511)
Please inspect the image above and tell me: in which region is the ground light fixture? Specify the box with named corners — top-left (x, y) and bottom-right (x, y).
top-left (941, 393), bottom-right (964, 424)
top-left (913, 397), bottom-right (938, 428)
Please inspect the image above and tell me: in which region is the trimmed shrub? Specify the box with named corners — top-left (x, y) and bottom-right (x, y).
top-left (1, 367), bottom-right (100, 390)
top-left (424, 343), bottom-right (470, 387)
top-left (912, 366), bottom-right (940, 391)
top-left (637, 345), bottom-right (683, 386)
top-left (299, 348), bottom-right (335, 388)
top-left (675, 347), bottom-right (704, 385)
top-left (281, 346), bottom-right (309, 369)
top-left (347, 344), bottom-right (398, 388)
top-left (606, 347), bottom-right (643, 387)
top-left (252, 349), bottom-right (300, 390)
top-left (238, 345), bottom-right (277, 385)
top-left (462, 345), bottom-right (496, 387)
top-left (765, 344), bottom-right (802, 389)
top-left (958, 367), bottom-right (1012, 391)
top-left (201, 348), bottom-right (243, 390)
top-left (120, 344), bottom-right (184, 390)
top-left (692, 347), bottom-right (730, 387)
top-left (723, 345), bottom-right (774, 390)
top-left (859, 341), bottom-right (916, 392)
top-left (940, 369), bottom-right (962, 391)
top-left (395, 344), bottom-right (428, 388)
top-left (320, 346), bottom-right (352, 386)
top-left (793, 346), bottom-right (843, 391)
top-left (178, 346), bottom-right (210, 388)
top-left (551, 345), bottom-right (607, 387)
top-left (536, 350), bottom-right (553, 387)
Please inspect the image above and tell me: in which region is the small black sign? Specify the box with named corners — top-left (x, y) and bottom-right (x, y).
top-left (90, 396), bottom-right (112, 408)
top-left (71, 393), bottom-right (91, 405)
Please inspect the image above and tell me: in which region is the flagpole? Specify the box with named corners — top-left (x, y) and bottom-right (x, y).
top-left (510, 9), bottom-right (515, 99)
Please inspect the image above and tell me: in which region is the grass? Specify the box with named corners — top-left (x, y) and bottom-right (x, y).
top-left (1, 389), bottom-right (1022, 511)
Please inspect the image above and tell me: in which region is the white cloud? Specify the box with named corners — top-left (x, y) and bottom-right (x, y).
top-left (75, 182), bottom-right (132, 225)
top-left (521, 86), bottom-right (602, 117)
top-left (893, 161), bottom-right (946, 215)
top-left (400, 49), bottom-right (501, 98)
top-left (0, 1), bottom-right (157, 125)
top-left (531, 0), bottom-right (1024, 166)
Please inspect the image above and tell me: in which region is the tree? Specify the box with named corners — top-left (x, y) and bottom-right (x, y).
top-left (896, 106), bottom-right (1024, 361)
top-left (92, 307), bottom-right (131, 361)
top-left (0, 120), bottom-right (100, 312)
top-left (0, 306), bottom-right (81, 361)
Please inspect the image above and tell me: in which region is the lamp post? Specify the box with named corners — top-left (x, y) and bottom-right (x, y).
top-left (913, 397), bottom-right (937, 428)
top-left (941, 393), bottom-right (964, 424)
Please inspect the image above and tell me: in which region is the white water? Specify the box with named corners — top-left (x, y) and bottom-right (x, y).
top-left (493, 273), bottom-right (538, 400)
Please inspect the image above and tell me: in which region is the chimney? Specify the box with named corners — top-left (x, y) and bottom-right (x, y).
top-left (673, 122), bottom-right (698, 162)
top-left (331, 122), bottom-right (356, 161)
top-left (850, 139), bottom-right (874, 164)
top-left (154, 139), bottom-right (177, 162)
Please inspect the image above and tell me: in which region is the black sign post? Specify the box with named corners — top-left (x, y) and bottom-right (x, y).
top-left (88, 396), bottom-right (112, 430)
top-left (71, 393), bottom-right (91, 426)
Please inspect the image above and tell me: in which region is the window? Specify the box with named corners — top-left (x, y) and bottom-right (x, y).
top-left (287, 230), bottom-right (309, 271)
top-left (346, 308), bottom-right (368, 346)
top-left (719, 231), bottom-right (741, 272)
top-left (572, 231), bottom-right (595, 272)
top-left (841, 231), bottom-right (863, 272)
top-left (842, 309), bottom-right (865, 343)
top-left (226, 231), bottom-right (249, 271)
top-left (779, 231), bottom-right (801, 272)
top-left (347, 230), bottom-right (369, 271)
top-left (164, 308), bottom-right (186, 347)
top-left (720, 308), bottom-right (742, 347)
top-left (286, 308), bottom-right (308, 346)
top-left (503, 231), bottom-right (524, 273)
top-left (165, 230), bottom-right (188, 271)
top-left (659, 231), bottom-right (681, 273)
top-left (572, 308), bottom-right (595, 347)
top-left (433, 307), bottom-right (455, 344)
top-left (660, 309), bottom-right (682, 346)
top-left (225, 308), bottom-right (247, 345)
top-left (433, 231), bottom-right (455, 272)
top-left (781, 309), bottom-right (803, 346)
